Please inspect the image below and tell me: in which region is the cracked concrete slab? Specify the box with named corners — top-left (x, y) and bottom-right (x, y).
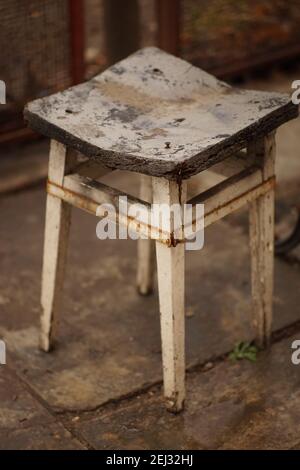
top-left (68, 334), bottom-right (300, 450)
top-left (0, 367), bottom-right (85, 450)
top-left (0, 174), bottom-right (300, 413)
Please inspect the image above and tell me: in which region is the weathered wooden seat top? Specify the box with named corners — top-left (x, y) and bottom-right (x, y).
top-left (25, 47), bottom-right (298, 179)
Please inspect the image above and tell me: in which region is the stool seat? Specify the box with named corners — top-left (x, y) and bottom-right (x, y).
top-left (24, 47), bottom-right (297, 179)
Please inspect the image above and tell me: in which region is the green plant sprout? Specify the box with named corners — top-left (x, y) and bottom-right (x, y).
top-left (229, 341), bottom-right (258, 362)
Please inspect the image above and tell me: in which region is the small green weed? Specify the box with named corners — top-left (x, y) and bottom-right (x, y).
top-left (229, 341), bottom-right (258, 362)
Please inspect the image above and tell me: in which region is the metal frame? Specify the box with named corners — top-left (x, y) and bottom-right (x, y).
top-left (1, 0), bottom-right (85, 145)
top-left (69, 0), bottom-right (85, 85)
top-left (156, 0), bottom-right (181, 55)
top-left (156, 1), bottom-right (300, 78)
top-left (47, 162), bottom-right (275, 245)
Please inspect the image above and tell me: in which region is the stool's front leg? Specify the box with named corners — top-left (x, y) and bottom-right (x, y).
top-left (152, 177), bottom-right (187, 412)
top-left (248, 133), bottom-right (275, 348)
top-left (137, 175), bottom-right (155, 295)
top-left (40, 140), bottom-right (75, 352)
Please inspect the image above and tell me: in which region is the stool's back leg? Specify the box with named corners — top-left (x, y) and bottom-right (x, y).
top-left (152, 177), bottom-right (187, 412)
top-left (248, 133), bottom-right (275, 348)
top-left (40, 141), bottom-right (76, 352)
top-left (137, 175), bottom-right (155, 295)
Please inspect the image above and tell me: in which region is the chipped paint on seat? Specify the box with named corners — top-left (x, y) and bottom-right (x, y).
top-left (25, 47), bottom-right (298, 179)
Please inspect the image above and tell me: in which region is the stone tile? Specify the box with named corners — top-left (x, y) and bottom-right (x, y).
top-left (0, 367), bottom-right (84, 450)
top-left (0, 423), bottom-right (84, 450)
top-left (71, 334), bottom-right (300, 450)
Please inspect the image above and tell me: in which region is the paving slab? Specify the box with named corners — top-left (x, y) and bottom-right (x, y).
top-left (0, 367), bottom-right (84, 450)
top-left (69, 334), bottom-right (300, 450)
top-left (0, 174), bottom-right (300, 413)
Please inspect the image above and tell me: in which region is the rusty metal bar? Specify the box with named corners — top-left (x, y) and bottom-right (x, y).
top-left (189, 166), bottom-right (263, 206)
top-left (156, 0), bottom-right (181, 55)
top-left (200, 43), bottom-right (300, 80)
top-left (186, 176), bottom-right (276, 236)
top-left (47, 175), bottom-right (171, 244)
top-left (69, 0), bottom-right (85, 84)
top-left (46, 168), bottom-right (274, 246)
top-left (103, 0), bottom-right (140, 65)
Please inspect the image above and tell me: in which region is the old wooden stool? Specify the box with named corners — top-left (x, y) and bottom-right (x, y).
top-left (25, 48), bottom-right (298, 412)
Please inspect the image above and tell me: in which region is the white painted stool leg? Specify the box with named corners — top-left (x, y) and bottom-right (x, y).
top-left (40, 140), bottom-right (75, 352)
top-left (152, 177), bottom-right (187, 412)
top-left (248, 133), bottom-right (275, 348)
top-left (137, 175), bottom-right (155, 295)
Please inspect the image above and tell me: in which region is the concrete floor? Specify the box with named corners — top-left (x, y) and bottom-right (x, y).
top-left (1, 72), bottom-right (300, 449)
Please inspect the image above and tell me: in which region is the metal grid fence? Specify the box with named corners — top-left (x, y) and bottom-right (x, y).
top-left (0, 0), bottom-right (73, 137)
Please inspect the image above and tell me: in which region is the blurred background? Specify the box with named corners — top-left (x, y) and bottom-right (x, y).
top-left (2, 1), bottom-right (300, 142)
top-left (1, 0), bottom-right (300, 234)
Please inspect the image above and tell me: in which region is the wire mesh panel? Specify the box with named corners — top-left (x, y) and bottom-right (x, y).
top-left (181, 0), bottom-right (300, 76)
top-left (0, 0), bottom-right (72, 136)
